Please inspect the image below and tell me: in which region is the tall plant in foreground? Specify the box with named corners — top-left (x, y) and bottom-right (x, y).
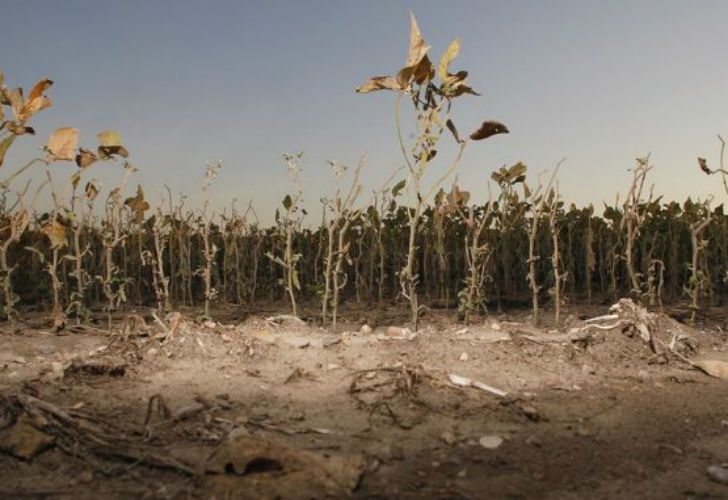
top-left (268, 152), bottom-right (305, 317)
top-left (357, 13), bottom-right (508, 329)
top-left (198, 160), bottom-right (222, 319)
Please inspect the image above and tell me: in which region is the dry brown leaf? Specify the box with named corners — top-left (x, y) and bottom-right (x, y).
top-left (470, 121), bottom-right (509, 141)
top-left (42, 219), bottom-right (68, 249)
top-left (396, 13), bottom-right (433, 88)
top-left (97, 130), bottom-right (121, 147)
top-left (356, 76), bottom-right (401, 93)
top-left (125, 184), bottom-right (150, 223)
top-left (438, 38), bottom-right (460, 81)
top-left (47, 127), bottom-right (78, 161)
top-left (75, 147), bottom-right (98, 168)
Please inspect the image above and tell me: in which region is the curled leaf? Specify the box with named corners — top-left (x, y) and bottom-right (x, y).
top-left (470, 121), bottom-right (509, 141)
top-left (47, 127), bottom-right (78, 161)
top-left (76, 148), bottom-right (98, 168)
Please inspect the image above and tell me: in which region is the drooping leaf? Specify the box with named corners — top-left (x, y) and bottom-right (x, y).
top-left (47, 127), bottom-right (78, 161)
top-left (15, 79), bottom-right (53, 122)
top-left (698, 157), bottom-right (711, 175)
top-left (445, 119), bottom-right (462, 143)
top-left (0, 134), bottom-right (16, 167)
top-left (438, 38), bottom-right (460, 81)
top-left (470, 121), bottom-right (509, 141)
top-left (76, 147), bottom-right (98, 168)
top-left (356, 76), bottom-right (401, 93)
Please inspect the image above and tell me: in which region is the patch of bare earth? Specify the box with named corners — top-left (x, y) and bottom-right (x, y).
top-left (1, 302), bottom-right (728, 499)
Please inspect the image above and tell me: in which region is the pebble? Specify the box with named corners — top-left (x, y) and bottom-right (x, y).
top-left (478, 435), bottom-right (503, 449)
top-left (707, 465), bottom-right (728, 484)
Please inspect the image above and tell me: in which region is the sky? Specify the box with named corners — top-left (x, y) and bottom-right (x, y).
top-left (2, 0), bottom-right (727, 223)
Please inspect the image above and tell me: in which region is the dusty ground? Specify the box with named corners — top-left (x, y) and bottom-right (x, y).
top-left (1, 302), bottom-right (728, 499)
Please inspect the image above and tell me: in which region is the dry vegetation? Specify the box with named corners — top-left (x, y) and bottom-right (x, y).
top-left (1, 13), bottom-right (728, 500)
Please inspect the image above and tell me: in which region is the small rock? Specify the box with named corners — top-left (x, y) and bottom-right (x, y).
top-left (284, 337), bottom-right (310, 349)
top-left (203, 320), bottom-right (216, 329)
top-left (581, 364), bottom-right (597, 375)
top-left (146, 348), bottom-right (158, 358)
top-left (440, 431), bottom-right (457, 446)
top-left (526, 435), bottom-right (542, 447)
top-left (478, 435), bottom-right (503, 449)
top-left (520, 404), bottom-right (540, 422)
top-left (457, 469), bottom-right (467, 478)
top-left (77, 470), bottom-right (94, 484)
top-left (636, 369), bottom-right (649, 382)
top-left (707, 465), bottom-right (728, 484)
top-left (360, 325), bottom-right (372, 334)
top-left (491, 322), bottom-right (501, 331)
top-left (459, 352), bottom-right (469, 362)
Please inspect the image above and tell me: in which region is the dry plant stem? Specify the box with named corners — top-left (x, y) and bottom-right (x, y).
top-left (322, 156), bottom-right (364, 331)
top-left (548, 187), bottom-right (564, 324)
top-left (622, 157), bottom-right (653, 297)
top-left (461, 196), bottom-right (494, 323)
top-left (688, 204), bottom-right (711, 323)
top-left (396, 94), bottom-right (467, 331)
top-left (527, 160), bottom-right (563, 322)
top-left (199, 161), bottom-right (221, 319)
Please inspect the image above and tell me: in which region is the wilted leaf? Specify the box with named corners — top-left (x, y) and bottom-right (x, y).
top-left (282, 194), bottom-right (292, 210)
top-left (0, 134), bottom-right (16, 167)
top-left (27, 78), bottom-right (53, 103)
top-left (85, 181), bottom-right (99, 201)
top-left (47, 127), bottom-right (78, 161)
top-left (438, 38), bottom-right (460, 81)
top-left (5, 123), bottom-right (34, 135)
top-left (124, 185), bottom-right (150, 224)
top-left (71, 172), bottom-right (81, 190)
top-left (42, 219), bottom-right (68, 249)
top-left (698, 157), bottom-right (711, 175)
top-left (356, 76), bottom-right (401, 93)
top-left (76, 148), bottom-right (98, 168)
top-left (445, 119), bottom-right (462, 143)
top-left (470, 121), bottom-right (509, 141)
top-left (15, 79), bottom-right (53, 122)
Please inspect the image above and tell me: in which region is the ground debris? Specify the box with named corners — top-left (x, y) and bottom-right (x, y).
top-left (204, 431), bottom-right (365, 499)
top-left (64, 359), bottom-right (127, 378)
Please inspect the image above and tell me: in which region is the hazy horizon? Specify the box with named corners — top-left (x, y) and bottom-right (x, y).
top-left (2, 0), bottom-right (727, 223)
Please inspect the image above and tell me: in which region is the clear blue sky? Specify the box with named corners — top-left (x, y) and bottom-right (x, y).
top-left (2, 0), bottom-right (727, 221)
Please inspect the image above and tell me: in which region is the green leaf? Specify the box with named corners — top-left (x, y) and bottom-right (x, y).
top-left (0, 134), bottom-right (16, 167)
top-left (282, 194), bottom-right (292, 210)
top-left (391, 179), bottom-right (406, 197)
